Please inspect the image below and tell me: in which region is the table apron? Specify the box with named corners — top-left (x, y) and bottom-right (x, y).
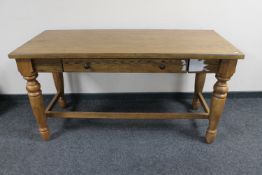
top-left (32, 58), bottom-right (220, 73)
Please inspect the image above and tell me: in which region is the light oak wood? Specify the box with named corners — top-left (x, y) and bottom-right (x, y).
top-left (46, 111), bottom-right (209, 119)
top-left (206, 59), bottom-right (237, 144)
top-left (31, 58), bottom-right (220, 73)
top-left (10, 30), bottom-right (244, 143)
top-left (45, 94), bottom-right (59, 112)
top-left (197, 92), bottom-right (210, 113)
top-left (63, 59), bottom-right (187, 73)
top-left (16, 60), bottom-right (50, 140)
top-left (32, 58), bottom-right (219, 73)
top-left (33, 59), bottom-right (62, 72)
top-left (9, 30), bottom-right (244, 60)
top-left (52, 72), bottom-right (66, 108)
top-left (192, 73), bottom-right (206, 109)
top-left (44, 92), bottom-right (209, 120)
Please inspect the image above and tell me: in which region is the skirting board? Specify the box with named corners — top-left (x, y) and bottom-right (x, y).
top-left (0, 92), bottom-right (262, 101)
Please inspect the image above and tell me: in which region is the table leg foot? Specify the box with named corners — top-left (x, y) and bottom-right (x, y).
top-left (39, 128), bottom-right (50, 141)
top-left (192, 99), bottom-right (200, 110)
top-left (58, 97), bottom-right (67, 108)
top-left (205, 129), bottom-right (217, 144)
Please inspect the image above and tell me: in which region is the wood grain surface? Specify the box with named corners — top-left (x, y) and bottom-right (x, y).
top-left (9, 30), bottom-right (244, 59)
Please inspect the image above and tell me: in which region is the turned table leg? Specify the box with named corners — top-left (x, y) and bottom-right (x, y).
top-left (16, 59), bottom-right (50, 141)
top-left (206, 60), bottom-right (237, 144)
top-left (192, 72), bottom-right (206, 110)
top-left (25, 73), bottom-right (50, 140)
top-left (52, 72), bottom-right (66, 108)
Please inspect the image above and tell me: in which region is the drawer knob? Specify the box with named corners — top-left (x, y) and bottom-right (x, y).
top-left (159, 63), bottom-right (166, 70)
top-left (84, 63), bottom-right (91, 70)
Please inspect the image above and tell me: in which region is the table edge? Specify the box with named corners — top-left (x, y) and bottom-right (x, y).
top-left (9, 53), bottom-right (245, 60)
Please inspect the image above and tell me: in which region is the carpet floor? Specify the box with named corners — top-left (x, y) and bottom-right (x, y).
top-left (0, 93), bottom-right (261, 175)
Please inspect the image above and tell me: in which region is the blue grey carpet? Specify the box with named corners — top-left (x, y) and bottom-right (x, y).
top-left (0, 93), bottom-right (261, 175)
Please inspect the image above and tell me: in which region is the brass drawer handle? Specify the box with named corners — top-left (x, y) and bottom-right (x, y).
top-left (159, 63), bottom-right (166, 70)
top-left (84, 63), bottom-right (91, 70)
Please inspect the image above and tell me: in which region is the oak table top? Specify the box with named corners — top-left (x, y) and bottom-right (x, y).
top-left (9, 29), bottom-right (244, 60)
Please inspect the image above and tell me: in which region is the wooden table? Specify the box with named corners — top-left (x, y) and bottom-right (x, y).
top-left (9, 30), bottom-right (244, 143)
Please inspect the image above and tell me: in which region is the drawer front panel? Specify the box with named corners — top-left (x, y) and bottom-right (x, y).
top-left (63, 59), bottom-right (188, 73)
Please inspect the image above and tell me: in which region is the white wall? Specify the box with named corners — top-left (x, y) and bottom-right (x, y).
top-left (1, 0), bottom-right (261, 94)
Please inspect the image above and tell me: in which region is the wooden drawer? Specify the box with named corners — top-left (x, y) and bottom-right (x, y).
top-left (63, 59), bottom-right (188, 73)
